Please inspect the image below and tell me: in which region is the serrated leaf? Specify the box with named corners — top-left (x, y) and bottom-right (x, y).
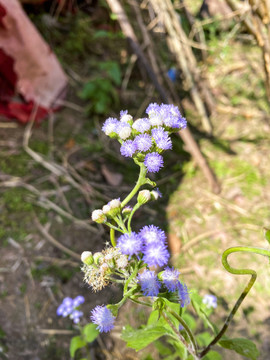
top-left (263, 228), bottom-right (270, 244)
top-left (218, 338), bottom-right (259, 360)
top-left (70, 336), bottom-right (87, 358)
top-left (122, 324), bottom-right (171, 351)
top-left (83, 323), bottom-right (99, 343)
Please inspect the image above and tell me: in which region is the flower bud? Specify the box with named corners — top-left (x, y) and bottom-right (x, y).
top-left (93, 252), bottom-right (104, 265)
top-left (122, 206), bottom-right (132, 216)
top-left (120, 113), bottom-right (133, 125)
top-left (91, 209), bottom-right (107, 223)
top-left (81, 251), bottom-right (94, 265)
top-left (102, 199), bottom-right (121, 218)
top-left (150, 188), bottom-right (162, 201)
top-left (137, 190), bottom-right (151, 205)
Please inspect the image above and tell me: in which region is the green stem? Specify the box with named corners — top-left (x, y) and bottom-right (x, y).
top-left (165, 307), bottom-right (198, 355)
top-left (127, 203), bottom-right (141, 232)
top-left (121, 163), bottom-right (147, 208)
top-left (129, 296), bottom-right (152, 307)
top-left (124, 261), bottom-right (141, 294)
top-left (114, 215), bottom-right (128, 232)
top-left (110, 228), bottom-right (116, 247)
top-left (199, 246), bottom-right (270, 358)
top-left (162, 312), bottom-right (199, 360)
top-left (105, 222), bottom-right (124, 233)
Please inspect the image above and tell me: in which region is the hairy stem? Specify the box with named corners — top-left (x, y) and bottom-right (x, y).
top-left (166, 306), bottom-right (198, 355)
top-left (121, 163), bottom-right (147, 208)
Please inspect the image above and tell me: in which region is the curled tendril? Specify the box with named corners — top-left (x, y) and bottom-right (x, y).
top-left (199, 246), bottom-right (270, 359)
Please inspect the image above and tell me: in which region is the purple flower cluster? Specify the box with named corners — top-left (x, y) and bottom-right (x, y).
top-left (56, 296), bottom-right (85, 324)
top-left (90, 305), bottom-right (115, 333)
top-left (137, 267), bottom-right (190, 307)
top-left (102, 104), bottom-right (187, 173)
top-left (117, 225), bottom-right (169, 268)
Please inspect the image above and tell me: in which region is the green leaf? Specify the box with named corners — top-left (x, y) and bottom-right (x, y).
top-left (70, 336), bottom-right (87, 358)
top-left (122, 324), bottom-right (170, 351)
top-left (167, 338), bottom-right (188, 359)
top-left (204, 350), bottom-right (222, 360)
top-left (218, 338), bottom-right (259, 360)
top-left (182, 313), bottom-right (197, 331)
top-left (263, 228), bottom-right (270, 244)
top-left (83, 323), bottom-right (99, 343)
top-left (154, 340), bottom-right (172, 356)
top-left (196, 331), bottom-right (213, 347)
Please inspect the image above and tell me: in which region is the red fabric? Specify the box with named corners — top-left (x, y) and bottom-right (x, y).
top-left (0, 0), bottom-right (67, 124)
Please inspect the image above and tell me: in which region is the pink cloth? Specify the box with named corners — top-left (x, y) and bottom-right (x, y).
top-left (0, 0), bottom-right (67, 122)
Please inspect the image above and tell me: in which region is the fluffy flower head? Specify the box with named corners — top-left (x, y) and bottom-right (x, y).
top-left (138, 270), bottom-right (161, 297)
top-left (139, 225), bottom-right (166, 245)
top-left (144, 152), bottom-right (164, 173)
top-left (143, 242), bottom-right (170, 267)
top-left (120, 140), bottom-right (137, 157)
top-left (102, 117), bottom-right (118, 136)
top-left (117, 232), bottom-right (143, 256)
top-left (91, 305), bottom-right (115, 333)
top-left (134, 134), bottom-right (152, 152)
top-left (161, 267), bottom-right (180, 292)
top-left (132, 118), bottom-right (151, 133)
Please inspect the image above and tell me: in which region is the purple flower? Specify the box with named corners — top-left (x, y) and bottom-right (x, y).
top-left (138, 270), bottom-right (161, 297)
top-left (91, 305), bottom-right (115, 333)
top-left (62, 297), bottom-right (74, 307)
top-left (56, 303), bottom-right (66, 316)
top-left (143, 242), bottom-right (170, 267)
top-left (152, 127), bottom-right (172, 150)
top-left (57, 296), bottom-right (85, 323)
top-left (161, 104), bottom-right (187, 129)
top-left (120, 140), bottom-right (137, 157)
top-left (73, 295), bottom-right (85, 307)
top-left (117, 232), bottom-right (143, 256)
top-left (70, 310), bottom-right (83, 324)
top-left (161, 267), bottom-right (180, 292)
top-left (134, 134), bottom-right (152, 152)
top-left (132, 118), bottom-right (151, 133)
top-left (120, 110), bottom-right (133, 123)
top-left (139, 225), bottom-right (166, 245)
top-left (144, 152), bottom-right (164, 173)
top-left (146, 103), bottom-right (161, 116)
top-left (102, 117), bottom-right (118, 136)
top-left (202, 294), bottom-right (217, 309)
top-left (177, 282), bottom-right (190, 308)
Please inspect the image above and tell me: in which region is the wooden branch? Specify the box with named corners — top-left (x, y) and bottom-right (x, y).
top-left (34, 216), bottom-right (81, 261)
top-left (105, 0), bottom-right (220, 193)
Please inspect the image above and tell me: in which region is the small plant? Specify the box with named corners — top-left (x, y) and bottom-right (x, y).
top-left (59, 104), bottom-right (269, 359)
top-left (56, 295), bottom-right (99, 359)
top-left (79, 61), bottom-right (121, 115)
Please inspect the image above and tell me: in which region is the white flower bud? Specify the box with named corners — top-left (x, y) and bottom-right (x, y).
top-left (91, 209), bottom-right (107, 223)
top-left (118, 126), bottom-right (132, 140)
top-left (102, 205), bottom-right (111, 215)
top-left (93, 252), bottom-right (104, 265)
top-left (120, 114), bottom-right (133, 123)
top-left (81, 251), bottom-right (94, 265)
top-left (137, 189), bottom-right (151, 205)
